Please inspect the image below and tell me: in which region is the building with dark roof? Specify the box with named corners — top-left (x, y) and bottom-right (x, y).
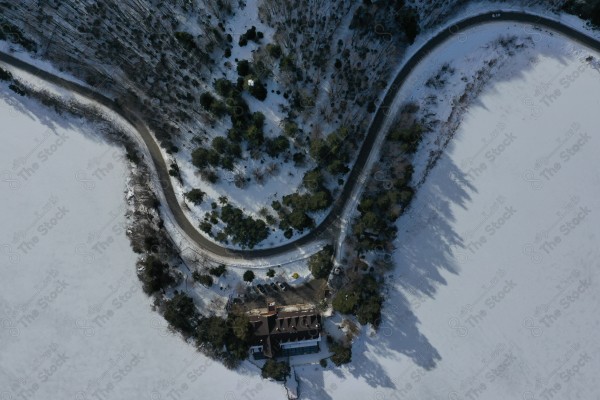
top-left (248, 302), bottom-right (322, 359)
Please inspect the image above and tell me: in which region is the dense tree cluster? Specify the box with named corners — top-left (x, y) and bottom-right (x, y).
top-left (192, 76), bottom-right (276, 180)
top-left (195, 312), bottom-right (253, 365)
top-left (238, 26), bottom-right (263, 46)
top-left (332, 274), bottom-right (383, 326)
top-left (353, 163), bottom-right (414, 253)
top-left (261, 359), bottom-right (290, 381)
top-left (138, 255), bottom-right (176, 295)
top-left (0, 19), bottom-right (37, 51)
top-left (309, 126), bottom-right (351, 176)
top-left (349, 0), bottom-right (420, 44)
top-left (327, 336), bottom-right (352, 366)
top-left (0, 1), bottom-right (233, 152)
top-left (220, 205), bottom-right (269, 249)
top-left (174, 31), bottom-right (199, 52)
top-left (264, 135), bottom-right (290, 157)
top-left (199, 92), bottom-right (227, 117)
top-left (563, 0), bottom-right (600, 27)
top-left (308, 245), bottom-right (334, 279)
top-left (163, 292), bottom-right (200, 336)
top-left (163, 292), bottom-right (253, 368)
top-left (270, 168), bottom-right (333, 236)
top-left (388, 123), bottom-right (424, 154)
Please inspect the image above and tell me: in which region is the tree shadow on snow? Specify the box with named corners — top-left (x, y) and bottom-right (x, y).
top-left (345, 30), bottom-right (597, 389)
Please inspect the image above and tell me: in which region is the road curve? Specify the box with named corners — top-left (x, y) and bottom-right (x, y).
top-left (1, 11), bottom-right (598, 259)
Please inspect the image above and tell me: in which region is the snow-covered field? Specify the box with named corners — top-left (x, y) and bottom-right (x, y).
top-left (0, 87), bottom-right (285, 399)
top-left (2, 12), bottom-right (600, 400)
top-left (296, 23), bottom-right (600, 400)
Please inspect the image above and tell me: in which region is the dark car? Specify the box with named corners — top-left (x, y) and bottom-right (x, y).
top-left (270, 282), bottom-right (278, 291)
top-left (256, 284), bottom-right (267, 295)
top-left (277, 282), bottom-right (288, 291)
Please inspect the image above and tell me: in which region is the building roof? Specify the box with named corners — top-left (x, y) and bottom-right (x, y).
top-left (248, 303), bottom-right (322, 358)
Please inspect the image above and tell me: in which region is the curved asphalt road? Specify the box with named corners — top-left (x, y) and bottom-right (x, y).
top-left (1, 11), bottom-right (599, 259)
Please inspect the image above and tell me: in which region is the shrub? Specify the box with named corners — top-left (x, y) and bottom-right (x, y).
top-left (192, 147), bottom-right (220, 169)
top-left (201, 169), bottom-right (219, 183)
top-left (283, 121), bottom-right (299, 137)
top-left (266, 269), bottom-right (275, 278)
top-left (248, 79), bottom-right (267, 101)
top-left (211, 136), bottom-right (229, 154)
top-left (327, 159), bottom-right (349, 175)
top-left (266, 43), bottom-right (282, 58)
top-left (200, 92), bottom-right (215, 110)
top-left (293, 152), bottom-right (305, 165)
top-left (252, 112), bottom-right (266, 128)
top-left (243, 270), bottom-right (255, 282)
top-left (280, 55), bottom-right (296, 72)
top-left (184, 189), bottom-right (205, 205)
top-left (174, 31), bottom-right (198, 51)
top-left (261, 360), bottom-right (290, 381)
top-left (214, 78), bottom-right (235, 97)
top-left (237, 60), bottom-right (251, 76)
top-left (265, 136), bottom-right (289, 157)
top-left (0, 67), bottom-right (13, 81)
top-left (193, 272), bottom-right (214, 287)
top-left (209, 264), bottom-right (227, 277)
top-left (199, 221), bottom-right (212, 235)
top-left (329, 340), bottom-right (352, 366)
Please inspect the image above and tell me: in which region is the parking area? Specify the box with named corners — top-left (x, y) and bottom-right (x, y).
top-left (240, 278), bottom-right (328, 310)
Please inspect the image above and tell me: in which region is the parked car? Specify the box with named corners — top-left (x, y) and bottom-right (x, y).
top-left (270, 282), bottom-right (278, 291)
top-left (256, 284), bottom-right (267, 295)
top-left (277, 281), bottom-right (288, 291)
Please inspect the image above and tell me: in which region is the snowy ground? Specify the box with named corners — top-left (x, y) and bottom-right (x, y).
top-left (0, 86), bottom-right (285, 399)
top-left (170, 0), bottom-right (319, 250)
top-left (2, 10), bottom-right (600, 400)
top-left (299, 22), bottom-right (600, 400)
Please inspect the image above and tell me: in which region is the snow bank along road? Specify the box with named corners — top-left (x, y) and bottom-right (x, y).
top-left (1, 11), bottom-right (599, 261)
